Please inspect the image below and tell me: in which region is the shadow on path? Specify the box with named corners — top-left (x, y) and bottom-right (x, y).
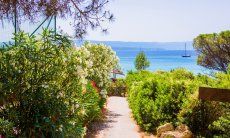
top-left (85, 110), bottom-right (121, 138)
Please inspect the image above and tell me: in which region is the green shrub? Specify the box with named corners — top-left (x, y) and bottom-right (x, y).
top-left (178, 69), bottom-right (230, 137)
top-left (0, 30), bottom-right (102, 137)
top-left (0, 118), bottom-right (14, 137)
top-left (107, 79), bottom-right (127, 97)
top-left (178, 70), bottom-right (230, 137)
top-left (126, 70), bottom-right (155, 88)
top-left (170, 68), bottom-right (195, 80)
top-left (178, 94), bottom-right (223, 137)
top-left (127, 69), bottom-right (197, 132)
top-left (126, 68), bottom-right (230, 136)
top-left (209, 110), bottom-right (230, 137)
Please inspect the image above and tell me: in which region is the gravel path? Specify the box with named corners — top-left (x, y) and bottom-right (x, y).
top-left (86, 96), bottom-right (147, 138)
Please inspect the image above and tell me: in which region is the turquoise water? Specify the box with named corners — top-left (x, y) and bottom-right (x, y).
top-left (115, 49), bottom-right (205, 74)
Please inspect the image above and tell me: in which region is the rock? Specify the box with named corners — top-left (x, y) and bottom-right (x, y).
top-left (175, 124), bottom-right (189, 132)
top-left (157, 123), bottom-right (174, 137)
top-left (175, 124), bottom-right (193, 138)
top-left (160, 132), bottom-right (176, 138)
top-left (157, 123), bottom-right (193, 138)
top-left (181, 130), bottom-right (193, 138)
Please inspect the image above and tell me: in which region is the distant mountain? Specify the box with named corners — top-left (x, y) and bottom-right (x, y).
top-left (75, 40), bottom-right (194, 51)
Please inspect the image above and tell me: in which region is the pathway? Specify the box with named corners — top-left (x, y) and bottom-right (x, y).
top-left (86, 96), bottom-right (155, 138)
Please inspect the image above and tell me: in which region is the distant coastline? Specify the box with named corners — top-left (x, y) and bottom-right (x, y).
top-left (75, 40), bottom-right (194, 51)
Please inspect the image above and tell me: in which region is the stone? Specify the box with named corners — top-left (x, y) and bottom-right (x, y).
top-left (160, 132), bottom-right (176, 138)
top-left (175, 124), bottom-right (189, 132)
top-left (181, 130), bottom-right (193, 138)
top-left (157, 123), bottom-right (174, 137)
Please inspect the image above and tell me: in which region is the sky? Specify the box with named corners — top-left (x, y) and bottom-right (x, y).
top-left (1, 0), bottom-right (230, 42)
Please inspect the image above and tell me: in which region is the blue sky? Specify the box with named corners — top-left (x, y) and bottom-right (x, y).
top-left (1, 0), bottom-right (230, 42)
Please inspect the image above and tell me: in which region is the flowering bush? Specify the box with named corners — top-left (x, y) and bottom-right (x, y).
top-left (82, 42), bottom-right (119, 96)
top-left (0, 30), bottom-right (111, 137)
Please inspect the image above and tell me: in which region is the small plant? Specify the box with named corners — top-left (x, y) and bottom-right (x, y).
top-left (134, 51), bottom-right (150, 71)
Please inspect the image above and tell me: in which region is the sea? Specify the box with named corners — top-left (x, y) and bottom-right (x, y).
top-left (76, 41), bottom-right (208, 75)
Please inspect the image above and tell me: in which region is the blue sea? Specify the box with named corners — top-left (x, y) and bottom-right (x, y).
top-left (116, 49), bottom-right (205, 74)
top-left (76, 40), bottom-right (208, 74)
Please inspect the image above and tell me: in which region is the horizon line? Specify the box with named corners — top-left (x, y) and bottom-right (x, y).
top-left (75, 39), bottom-right (193, 43)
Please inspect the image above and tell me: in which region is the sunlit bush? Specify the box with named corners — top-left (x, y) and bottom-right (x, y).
top-left (82, 42), bottom-right (119, 98)
top-left (126, 68), bottom-right (230, 136)
top-left (0, 30), bottom-right (107, 137)
top-left (126, 69), bottom-right (197, 132)
top-left (178, 68), bottom-right (230, 137)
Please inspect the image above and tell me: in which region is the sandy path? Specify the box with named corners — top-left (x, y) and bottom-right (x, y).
top-left (86, 96), bottom-right (143, 138)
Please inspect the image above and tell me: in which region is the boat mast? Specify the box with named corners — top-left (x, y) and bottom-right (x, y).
top-left (185, 43), bottom-right (187, 56)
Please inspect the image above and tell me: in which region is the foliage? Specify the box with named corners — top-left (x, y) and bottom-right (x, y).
top-left (209, 110), bottom-right (230, 137)
top-left (0, 0), bottom-right (114, 38)
top-left (214, 66), bottom-right (230, 88)
top-left (83, 42), bottom-right (119, 91)
top-left (193, 30), bottom-right (230, 72)
top-left (126, 69), bottom-right (197, 132)
top-left (126, 68), bottom-right (230, 137)
top-left (178, 96), bottom-right (223, 137)
top-left (0, 118), bottom-right (14, 137)
top-left (178, 69), bottom-right (230, 137)
top-left (134, 51), bottom-right (150, 71)
top-left (107, 79), bottom-right (127, 97)
top-left (0, 30), bottom-right (117, 137)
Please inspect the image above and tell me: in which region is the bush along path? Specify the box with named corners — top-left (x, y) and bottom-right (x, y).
top-left (86, 96), bottom-right (155, 138)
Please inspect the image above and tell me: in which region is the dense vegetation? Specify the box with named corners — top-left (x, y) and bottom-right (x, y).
top-left (0, 30), bottom-right (118, 137)
top-left (126, 68), bottom-right (230, 137)
top-left (193, 30), bottom-right (230, 72)
top-left (107, 79), bottom-right (126, 97)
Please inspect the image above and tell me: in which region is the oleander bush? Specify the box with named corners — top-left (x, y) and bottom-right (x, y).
top-left (0, 30), bottom-right (118, 137)
top-left (126, 68), bottom-right (230, 136)
top-left (82, 42), bottom-right (119, 99)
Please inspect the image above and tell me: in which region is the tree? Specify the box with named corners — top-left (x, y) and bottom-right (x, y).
top-left (193, 30), bottom-right (230, 72)
top-left (135, 51), bottom-right (150, 71)
top-left (0, 0), bottom-right (114, 38)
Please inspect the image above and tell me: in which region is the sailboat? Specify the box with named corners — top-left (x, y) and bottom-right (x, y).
top-left (182, 43), bottom-right (191, 57)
